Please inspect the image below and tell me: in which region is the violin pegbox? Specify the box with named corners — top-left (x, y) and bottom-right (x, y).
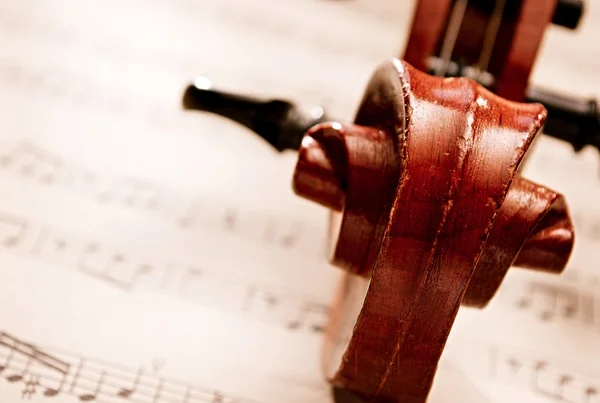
top-left (292, 58), bottom-right (574, 403)
top-left (403, 0), bottom-right (583, 101)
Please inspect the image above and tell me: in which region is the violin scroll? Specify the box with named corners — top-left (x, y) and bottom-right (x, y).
top-left (180, 57), bottom-right (575, 402)
top-left (290, 58), bottom-right (575, 402)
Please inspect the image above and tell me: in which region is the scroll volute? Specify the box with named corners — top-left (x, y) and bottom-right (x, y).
top-left (292, 58), bottom-right (574, 402)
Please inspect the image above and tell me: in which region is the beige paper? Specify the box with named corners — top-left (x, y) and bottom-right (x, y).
top-left (0, 0), bottom-right (599, 402)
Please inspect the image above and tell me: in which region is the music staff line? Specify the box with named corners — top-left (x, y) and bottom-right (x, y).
top-left (0, 212), bottom-right (330, 336)
top-left (440, 337), bottom-right (600, 403)
top-left (4, 208), bottom-right (600, 335)
top-left (0, 331), bottom-right (256, 403)
top-left (0, 140), bottom-right (323, 256)
top-left (0, 54), bottom-right (175, 133)
top-left (506, 280), bottom-right (600, 330)
top-left (325, 297), bottom-right (600, 403)
top-left (4, 321), bottom-right (600, 403)
top-left (4, 325), bottom-right (600, 403)
top-left (0, 8), bottom-right (355, 124)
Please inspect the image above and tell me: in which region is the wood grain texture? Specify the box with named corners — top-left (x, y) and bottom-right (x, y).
top-left (494, 0), bottom-right (557, 100)
top-left (402, 0), bottom-right (453, 72)
top-left (401, 0), bottom-right (557, 101)
top-left (292, 58), bottom-right (575, 403)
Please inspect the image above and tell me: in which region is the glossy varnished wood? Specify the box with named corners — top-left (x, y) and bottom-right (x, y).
top-left (403, 0), bottom-right (453, 73)
top-left (402, 0), bottom-right (558, 101)
top-left (292, 59), bottom-right (575, 402)
top-left (495, 0), bottom-right (557, 100)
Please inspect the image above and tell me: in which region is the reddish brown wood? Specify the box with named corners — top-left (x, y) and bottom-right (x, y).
top-left (403, 0), bottom-right (453, 73)
top-left (292, 59), bottom-right (575, 403)
top-left (402, 0), bottom-right (557, 101)
top-left (494, 0), bottom-right (557, 100)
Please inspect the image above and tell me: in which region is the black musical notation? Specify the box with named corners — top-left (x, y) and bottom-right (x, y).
top-left (0, 141), bottom-right (323, 256)
top-left (0, 331), bottom-right (254, 403)
top-left (488, 344), bottom-right (600, 403)
top-left (7, 207), bottom-right (600, 339)
top-left (0, 212), bottom-right (330, 336)
top-left (10, 207), bottom-right (600, 336)
top-left (512, 281), bottom-right (600, 330)
top-left (437, 337), bottom-right (600, 403)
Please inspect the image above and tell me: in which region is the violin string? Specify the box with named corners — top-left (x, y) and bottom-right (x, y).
top-left (475, 0), bottom-right (507, 81)
top-left (434, 0), bottom-right (469, 77)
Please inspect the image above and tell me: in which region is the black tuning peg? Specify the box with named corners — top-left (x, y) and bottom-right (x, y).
top-left (553, 0), bottom-right (584, 30)
top-left (181, 77), bottom-right (600, 162)
top-left (526, 86), bottom-right (600, 154)
top-left (181, 77), bottom-right (329, 152)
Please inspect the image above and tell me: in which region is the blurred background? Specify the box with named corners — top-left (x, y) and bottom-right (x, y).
top-left (0, 1), bottom-right (599, 402)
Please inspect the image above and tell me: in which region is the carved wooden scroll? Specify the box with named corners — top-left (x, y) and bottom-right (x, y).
top-left (291, 58), bottom-right (575, 403)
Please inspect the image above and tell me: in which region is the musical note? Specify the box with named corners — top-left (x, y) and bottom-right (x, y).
top-left (43, 369), bottom-right (69, 398)
top-left (151, 378), bottom-right (163, 403)
top-left (78, 371), bottom-right (105, 401)
top-left (21, 373), bottom-right (40, 399)
top-left (77, 243), bottom-right (118, 285)
top-left (0, 214), bottom-right (30, 249)
top-left (38, 352), bottom-right (70, 397)
top-left (585, 387), bottom-right (598, 403)
top-left (452, 338), bottom-right (600, 403)
top-left (96, 177), bottom-right (162, 210)
top-left (76, 244), bottom-right (146, 291)
top-left (531, 360), bottom-right (551, 396)
top-left (559, 374), bottom-right (575, 400)
top-left (0, 332), bottom-right (72, 400)
top-left (279, 222), bottom-right (303, 249)
top-left (0, 142), bottom-right (64, 184)
top-left (177, 267), bottom-right (208, 303)
top-left (244, 288), bottom-right (330, 334)
top-left (514, 281), bottom-right (599, 327)
top-left (69, 168), bottom-right (99, 192)
top-left (0, 330), bottom-right (266, 402)
top-left (0, 210), bottom-right (329, 335)
top-left (263, 220), bottom-right (304, 249)
top-left (532, 363), bottom-right (583, 402)
top-left (130, 263), bottom-right (156, 287)
top-left (0, 140), bottom-right (321, 256)
top-left (505, 356), bottom-right (523, 376)
top-left (176, 201), bottom-right (199, 229)
top-left (117, 368), bottom-right (143, 398)
top-left (287, 303), bottom-right (329, 333)
top-left (245, 289), bottom-right (280, 313)
top-left (0, 343), bottom-right (16, 374)
top-left (68, 358), bottom-right (84, 395)
top-left (32, 230), bottom-right (70, 261)
top-left (6, 356), bottom-right (32, 383)
top-left (516, 284), bottom-right (555, 321)
top-left (0, 333), bottom-right (39, 385)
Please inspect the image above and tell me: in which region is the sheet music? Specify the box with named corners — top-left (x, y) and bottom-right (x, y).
top-left (0, 0), bottom-right (599, 402)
